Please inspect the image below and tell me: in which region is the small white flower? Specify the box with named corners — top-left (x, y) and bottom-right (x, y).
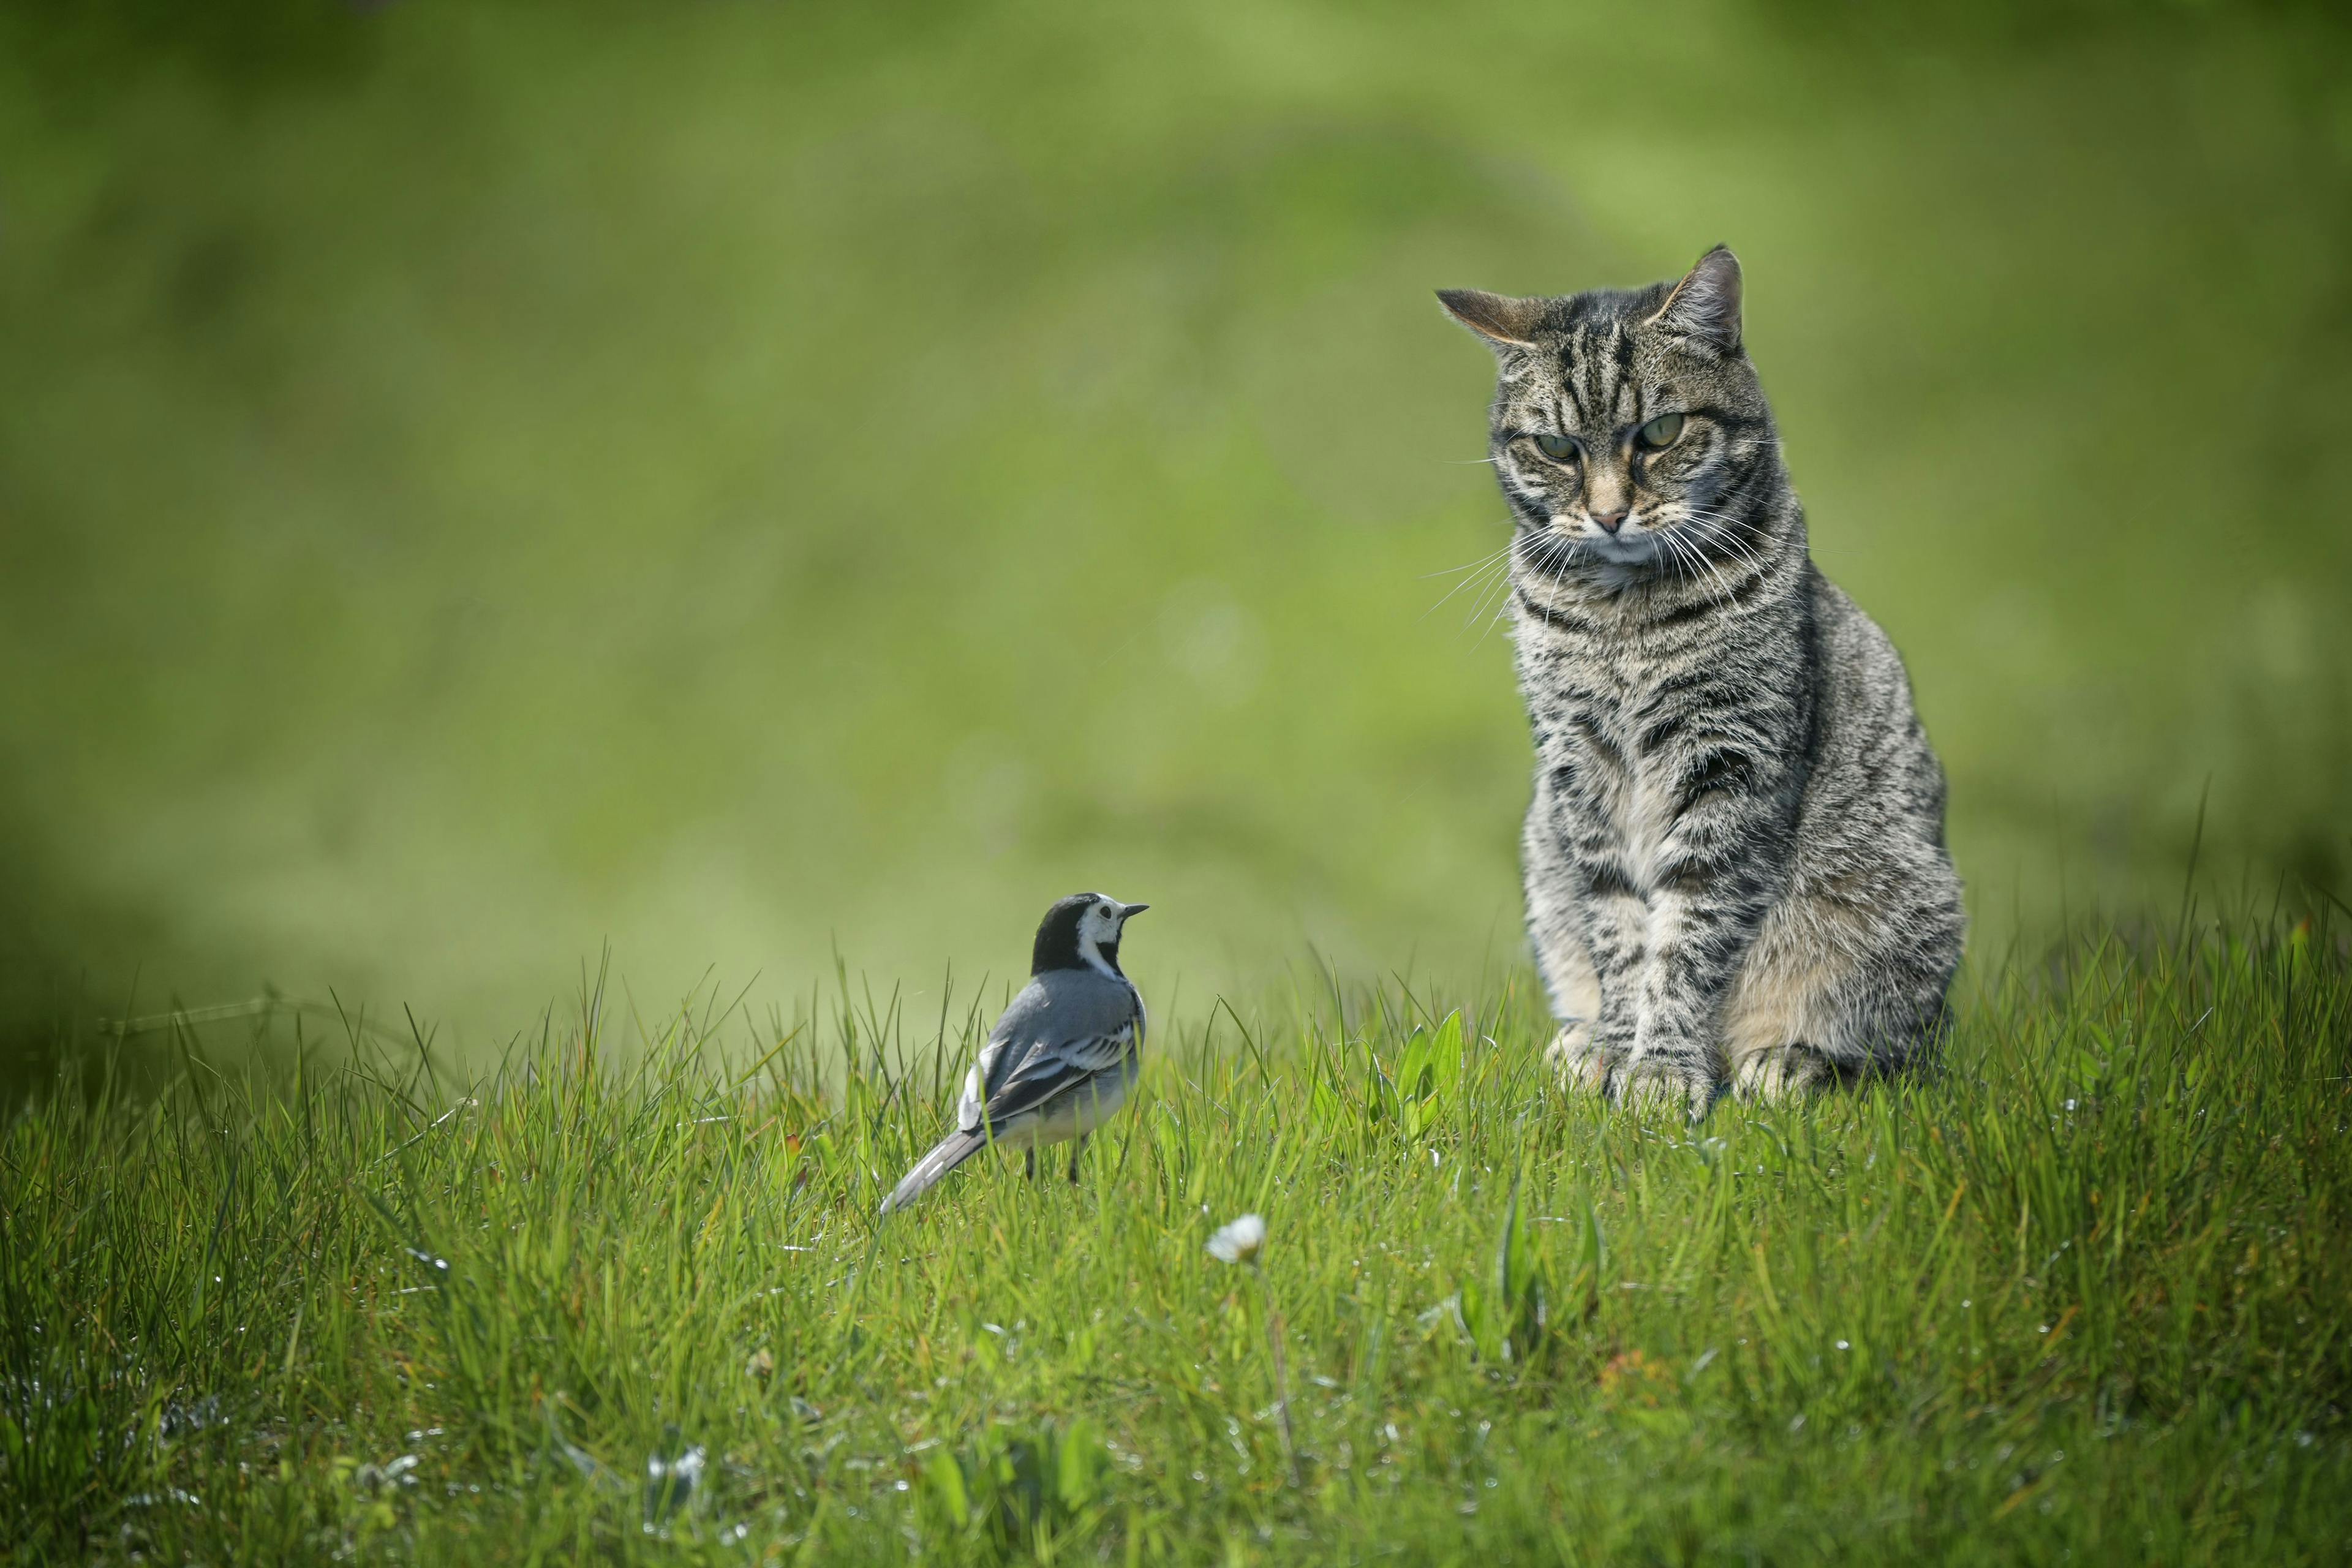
top-left (1206, 1213), bottom-right (1267, 1267)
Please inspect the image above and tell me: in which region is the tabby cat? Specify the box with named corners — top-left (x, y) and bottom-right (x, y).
top-left (1439, 246), bottom-right (1964, 1116)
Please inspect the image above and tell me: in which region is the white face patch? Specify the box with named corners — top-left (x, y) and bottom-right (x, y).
top-left (1074, 899), bottom-right (1128, 975)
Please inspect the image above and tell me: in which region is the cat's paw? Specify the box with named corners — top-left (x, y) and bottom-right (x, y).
top-left (1547, 1021), bottom-right (1612, 1095)
top-left (1731, 1043), bottom-right (1841, 1102)
top-left (1611, 1057), bottom-right (1719, 1121)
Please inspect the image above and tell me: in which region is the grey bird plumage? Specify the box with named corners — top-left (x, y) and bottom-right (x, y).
top-left (1439, 246), bottom-right (1964, 1117)
top-left (880, 893), bottom-right (1147, 1214)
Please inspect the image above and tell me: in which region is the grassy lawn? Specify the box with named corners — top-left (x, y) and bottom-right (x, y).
top-left (6, 913), bottom-right (2347, 1564)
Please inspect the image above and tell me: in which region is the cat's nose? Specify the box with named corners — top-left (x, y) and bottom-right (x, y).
top-left (1591, 508), bottom-right (1628, 535)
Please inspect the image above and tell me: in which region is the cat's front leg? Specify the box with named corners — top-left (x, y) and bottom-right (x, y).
top-left (1614, 843), bottom-right (1783, 1119)
top-left (1575, 886), bottom-right (1651, 1088)
top-left (1525, 778), bottom-right (1635, 1093)
top-left (1535, 891), bottom-right (1644, 1095)
top-left (1537, 949), bottom-right (1610, 1093)
top-left (1610, 726), bottom-right (1801, 1117)
top-left (1612, 889), bottom-right (1743, 1118)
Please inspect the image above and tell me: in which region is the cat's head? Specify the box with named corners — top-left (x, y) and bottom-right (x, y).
top-left (1438, 247), bottom-right (1782, 587)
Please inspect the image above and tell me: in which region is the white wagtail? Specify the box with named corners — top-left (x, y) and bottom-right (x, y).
top-left (880, 893), bottom-right (1148, 1214)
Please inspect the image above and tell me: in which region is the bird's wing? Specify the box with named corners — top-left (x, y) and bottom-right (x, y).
top-left (954, 979), bottom-right (1050, 1131)
top-left (956, 1039), bottom-right (1005, 1134)
top-left (978, 1025), bottom-right (1137, 1128)
top-left (967, 973), bottom-right (1141, 1131)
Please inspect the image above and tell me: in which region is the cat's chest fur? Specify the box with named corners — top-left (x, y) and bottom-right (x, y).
top-left (1513, 594), bottom-right (1804, 896)
top-left (1589, 673), bottom-right (1682, 879)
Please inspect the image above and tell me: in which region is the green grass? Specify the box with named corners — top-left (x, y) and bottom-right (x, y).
top-left (6, 912), bottom-right (2350, 1564)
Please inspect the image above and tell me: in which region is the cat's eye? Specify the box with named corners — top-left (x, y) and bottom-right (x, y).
top-left (1637, 413), bottom-right (1685, 449)
top-left (1533, 433), bottom-right (1580, 462)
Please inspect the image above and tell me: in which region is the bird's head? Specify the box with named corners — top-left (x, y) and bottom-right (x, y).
top-left (1032, 892), bottom-right (1148, 978)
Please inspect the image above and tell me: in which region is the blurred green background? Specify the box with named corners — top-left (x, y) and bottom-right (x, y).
top-left (2, 0), bottom-right (2348, 1057)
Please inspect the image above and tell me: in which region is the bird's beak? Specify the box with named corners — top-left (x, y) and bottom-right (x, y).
top-left (1120, 903), bottom-right (1150, 920)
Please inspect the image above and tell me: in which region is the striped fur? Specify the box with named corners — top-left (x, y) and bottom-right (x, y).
top-left (1441, 247), bottom-right (1964, 1117)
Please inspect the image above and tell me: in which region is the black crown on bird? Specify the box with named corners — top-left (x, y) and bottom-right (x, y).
top-left (1031, 892), bottom-right (1148, 977)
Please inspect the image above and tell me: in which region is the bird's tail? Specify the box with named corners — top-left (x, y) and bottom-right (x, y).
top-left (880, 1129), bottom-right (989, 1215)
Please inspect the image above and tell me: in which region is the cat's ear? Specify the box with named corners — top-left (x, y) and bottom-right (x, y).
top-left (1436, 288), bottom-right (1544, 351)
top-left (1648, 245), bottom-right (1743, 353)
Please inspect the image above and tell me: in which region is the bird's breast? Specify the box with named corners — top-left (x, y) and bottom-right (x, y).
top-left (1025, 1054), bottom-right (1137, 1145)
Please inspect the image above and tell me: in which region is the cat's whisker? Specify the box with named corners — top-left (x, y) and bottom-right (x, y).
top-left (1660, 528), bottom-right (1705, 589)
top-left (1422, 540), bottom-right (1518, 582)
top-left (1674, 512), bottom-right (1770, 582)
top-left (1510, 532), bottom-right (1576, 590)
top-left (1423, 559), bottom-right (1512, 611)
top-left (1637, 508), bottom-right (1752, 606)
top-left (1444, 549), bottom-right (1518, 634)
top-left (1669, 530), bottom-right (1758, 606)
top-left (1471, 568), bottom-right (1522, 646)
top-left (1468, 540), bottom-right (1543, 625)
top-left (1680, 511), bottom-right (1763, 540)
top-left (1460, 569), bottom-right (1517, 635)
top-left (1693, 524), bottom-right (1770, 587)
top-left (1675, 526), bottom-right (1768, 587)
top-left (1678, 504), bottom-right (1770, 543)
top-left (1649, 529), bottom-right (1685, 584)
top-left (1685, 542), bottom-right (1746, 606)
top-left (1421, 541), bottom-right (1520, 621)
top-left (1525, 527), bottom-right (1585, 564)
top-left (1420, 552), bottom-right (1514, 601)
top-left (1468, 530), bottom-right (1562, 638)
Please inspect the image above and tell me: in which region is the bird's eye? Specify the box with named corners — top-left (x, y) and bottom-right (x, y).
top-left (1637, 413), bottom-right (1685, 449)
top-left (1533, 433), bottom-right (1580, 462)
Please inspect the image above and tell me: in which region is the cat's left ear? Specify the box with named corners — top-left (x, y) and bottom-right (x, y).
top-left (1436, 288), bottom-right (1544, 352)
top-left (1648, 244), bottom-right (1743, 353)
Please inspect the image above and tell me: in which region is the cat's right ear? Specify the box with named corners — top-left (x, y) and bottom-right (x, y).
top-left (1646, 245), bottom-right (1743, 353)
top-left (1436, 288), bottom-right (1542, 352)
